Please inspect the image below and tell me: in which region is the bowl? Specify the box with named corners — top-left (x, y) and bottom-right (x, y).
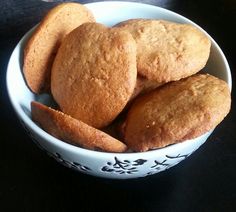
top-left (6, 1), bottom-right (232, 179)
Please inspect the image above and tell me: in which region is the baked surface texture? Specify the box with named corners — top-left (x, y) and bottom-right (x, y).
top-left (24, 2), bottom-right (95, 93)
top-left (51, 22), bottom-right (137, 129)
top-left (116, 19), bottom-right (211, 82)
top-left (130, 75), bottom-right (163, 101)
top-left (31, 101), bottom-right (127, 153)
top-left (124, 74), bottom-right (231, 152)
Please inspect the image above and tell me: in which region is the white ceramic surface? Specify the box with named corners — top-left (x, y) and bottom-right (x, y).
top-left (6, 1), bottom-right (232, 179)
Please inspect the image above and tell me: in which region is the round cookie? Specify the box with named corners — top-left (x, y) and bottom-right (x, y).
top-left (116, 19), bottom-right (211, 82)
top-left (24, 3), bottom-right (95, 93)
top-left (51, 22), bottom-right (137, 129)
top-left (31, 101), bottom-right (127, 153)
top-left (124, 74), bottom-right (231, 152)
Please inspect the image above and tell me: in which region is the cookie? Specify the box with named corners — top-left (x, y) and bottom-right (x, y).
top-left (31, 101), bottom-right (127, 153)
top-left (116, 19), bottom-right (211, 82)
top-left (124, 74), bottom-right (231, 152)
top-left (23, 3), bottom-right (95, 93)
top-left (51, 22), bottom-right (137, 129)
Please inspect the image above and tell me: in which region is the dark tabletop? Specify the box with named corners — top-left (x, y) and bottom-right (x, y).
top-left (0, 0), bottom-right (235, 211)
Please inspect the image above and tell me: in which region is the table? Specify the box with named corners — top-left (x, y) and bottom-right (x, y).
top-left (0, 0), bottom-right (235, 211)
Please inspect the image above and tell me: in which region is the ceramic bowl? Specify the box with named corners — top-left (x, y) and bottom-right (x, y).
top-left (6, 1), bottom-right (232, 179)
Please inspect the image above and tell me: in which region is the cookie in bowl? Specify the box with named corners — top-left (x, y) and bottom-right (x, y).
top-left (23, 2), bottom-right (95, 93)
top-left (124, 74), bottom-right (231, 152)
top-left (51, 22), bottom-right (137, 129)
top-left (116, 19), bottom-right (211, 83)
top-left (31, 101), bottom-right (127, 153)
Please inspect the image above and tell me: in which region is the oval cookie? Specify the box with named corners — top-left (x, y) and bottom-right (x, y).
top-left (116, 19), bottom-right (211, 82)
top-left (24, 3), bottom-right (95, 93)
top-left (51, 22), bottom-right (137, 129)
top-left (31, 101), bottom-right (127, 153)
top-left (124, 74), bottom-right (231, 152)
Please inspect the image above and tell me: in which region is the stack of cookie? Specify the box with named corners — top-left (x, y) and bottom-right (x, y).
top-left (24, 3), bottom-right (231, 152)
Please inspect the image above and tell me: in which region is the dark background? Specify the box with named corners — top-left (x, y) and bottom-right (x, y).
top-left (0, 0), bottom-right (235, 211)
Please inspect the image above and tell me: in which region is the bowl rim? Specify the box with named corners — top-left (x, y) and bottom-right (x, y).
top-left (6, 1), bottom-right (232, 158)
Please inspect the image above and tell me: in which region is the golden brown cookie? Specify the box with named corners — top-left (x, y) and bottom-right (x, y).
top-left (31, 101), bottom-right (127, 153)
top-left (116, 19), bottom-right (211, 82)
top-left (124, 74), bottom-right (231, 152)
top-left (51, 22), bottom-right (137, 129)
top-left (24, 3), bottom-right (95, 93)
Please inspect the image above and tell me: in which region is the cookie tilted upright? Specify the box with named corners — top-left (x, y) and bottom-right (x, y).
top-left (23, 3), bottom-right (95, 93)
top-left (124, 74), bottom-right (231, 152)
top-left (51, 23), bottom-right (137, 129)
top-left (116, 19), bottom-right (211, 83)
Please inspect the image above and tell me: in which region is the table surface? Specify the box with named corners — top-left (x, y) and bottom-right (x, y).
top-left (0, 0), bottom-right (235, 211)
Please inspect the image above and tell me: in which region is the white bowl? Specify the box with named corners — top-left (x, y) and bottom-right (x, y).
top-left (6, 1), bottom-right (232, 179)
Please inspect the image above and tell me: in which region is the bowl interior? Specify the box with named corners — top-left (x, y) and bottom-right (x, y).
top-left (6, 1), bottom-right (232, 157)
